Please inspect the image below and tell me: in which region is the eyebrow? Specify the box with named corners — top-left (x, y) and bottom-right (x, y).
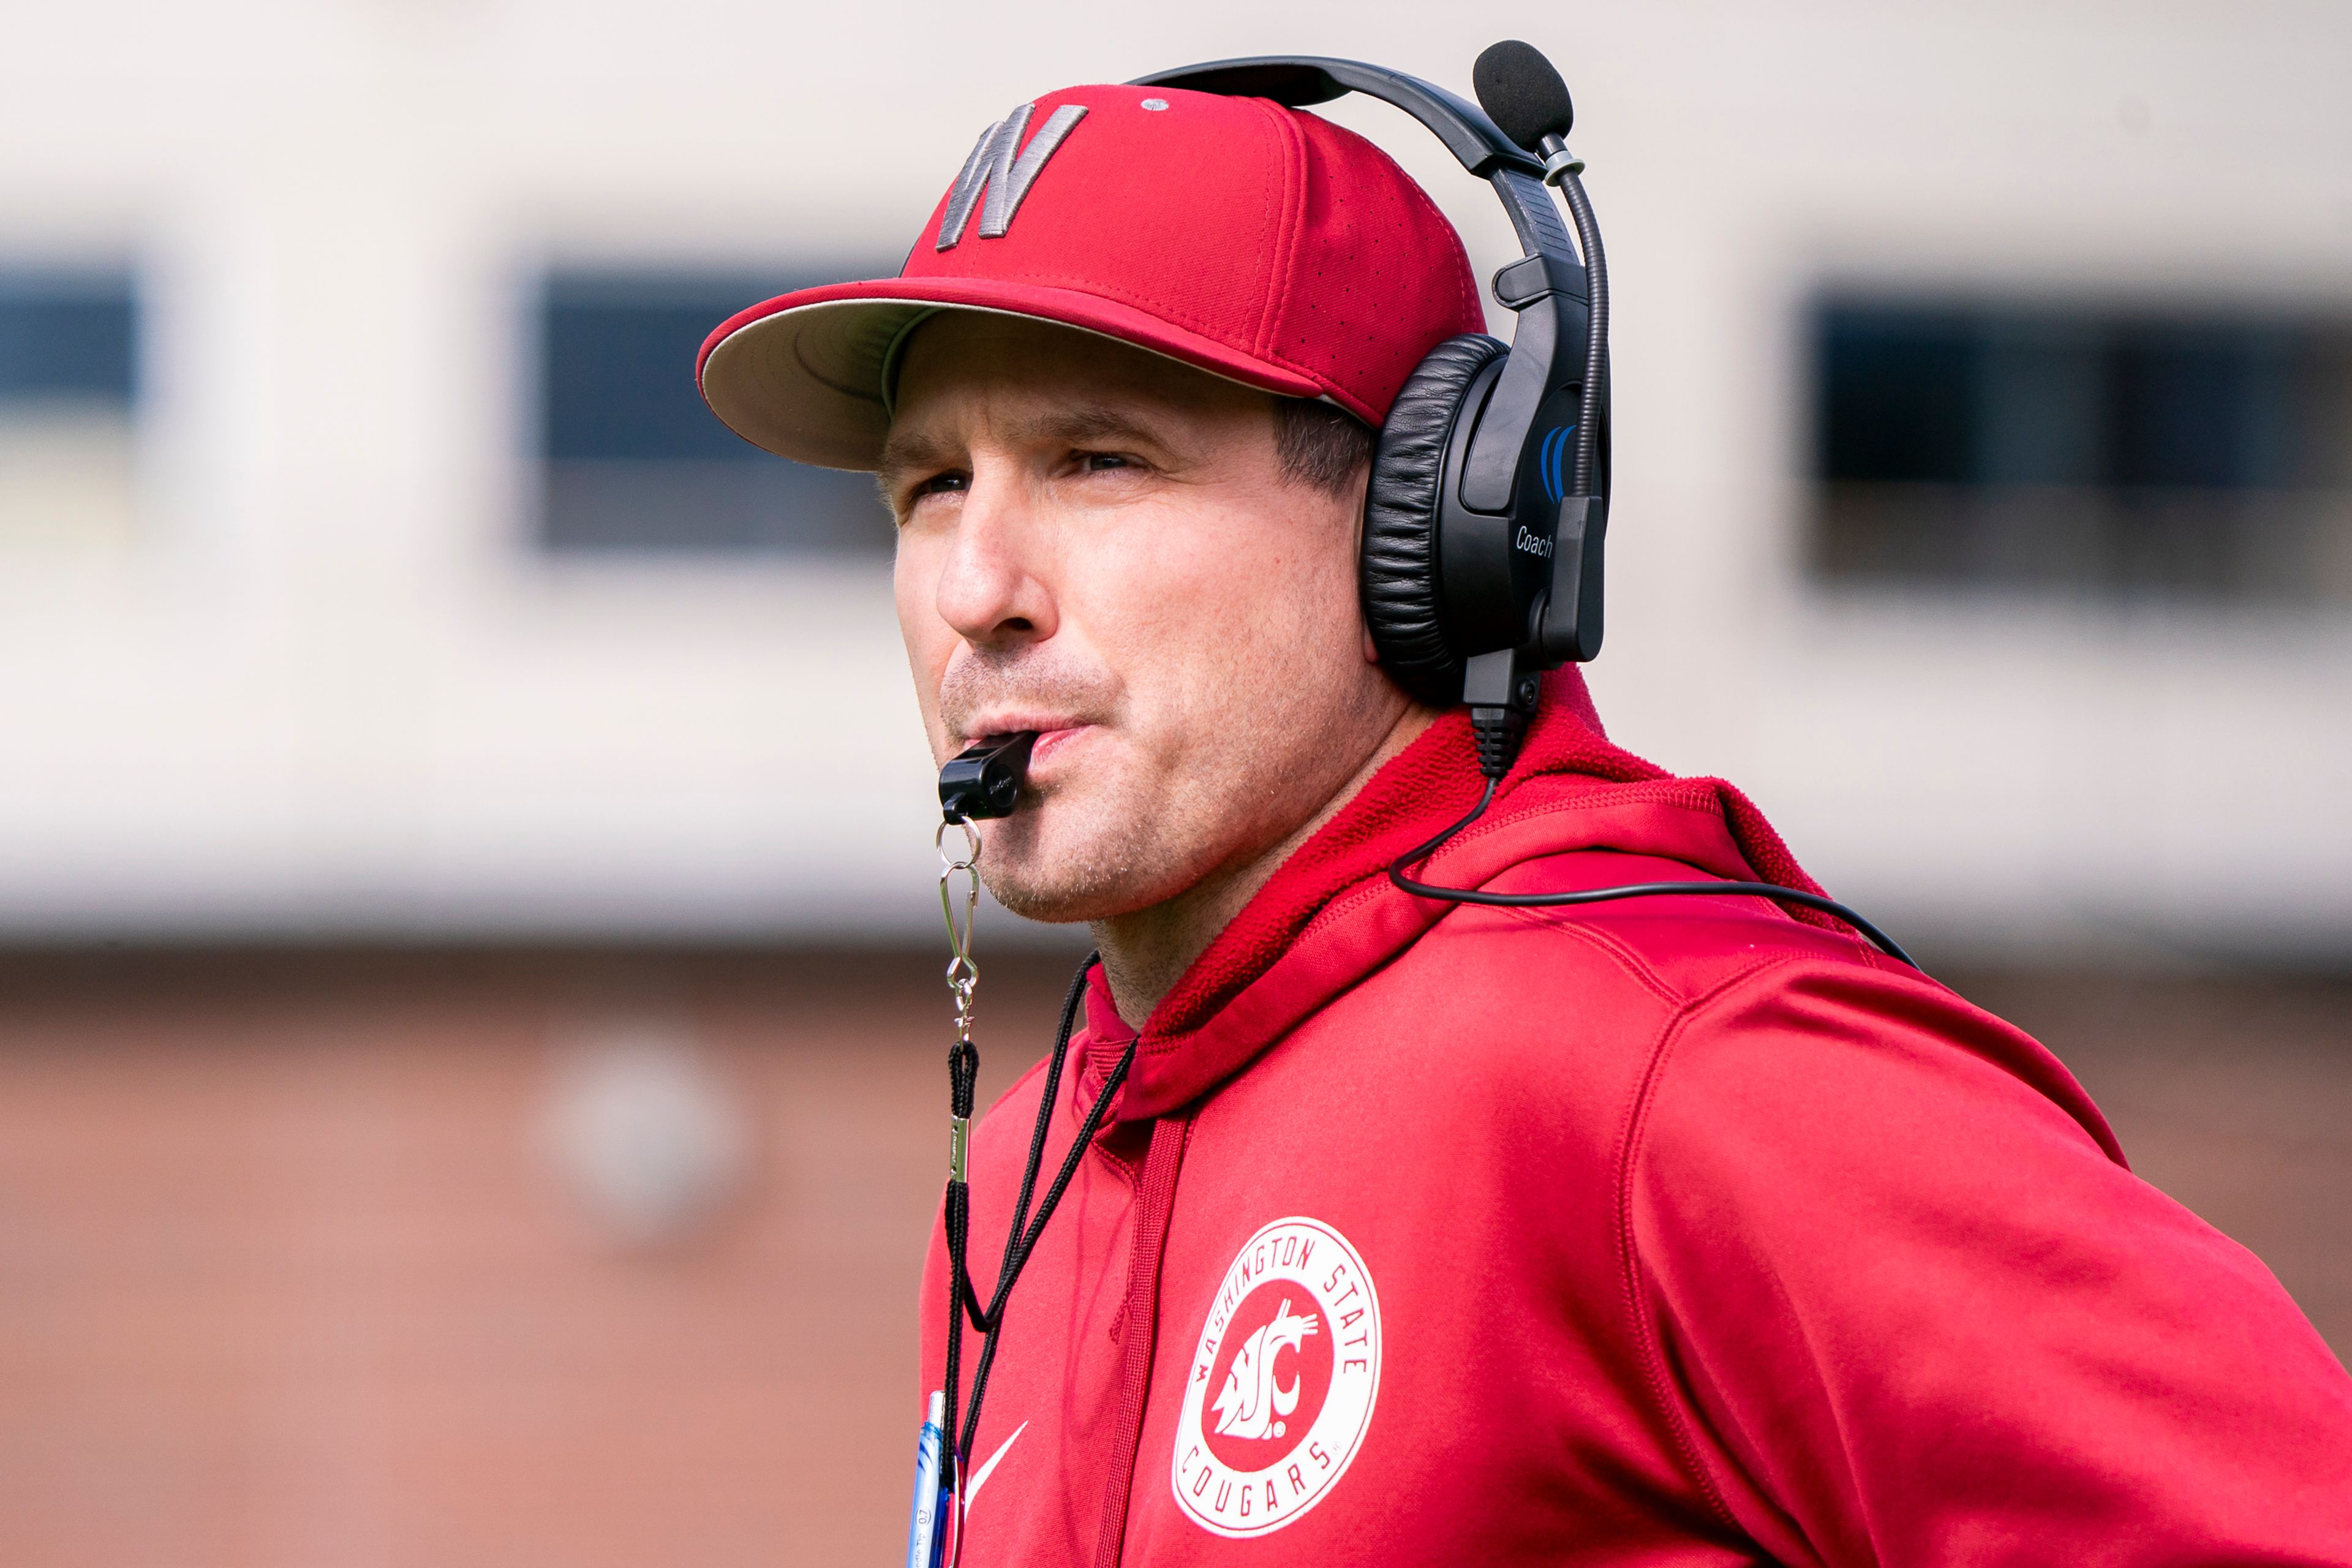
top-left (875, 428), bottom-right (959, 496)
top-left (877, 402), bottom-right (1173, 492)
top-left (1012, 404), bottom-right (1164, 449)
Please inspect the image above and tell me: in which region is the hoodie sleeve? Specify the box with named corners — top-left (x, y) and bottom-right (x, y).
top-left (1624, 957), bottom-right (2352, 1566)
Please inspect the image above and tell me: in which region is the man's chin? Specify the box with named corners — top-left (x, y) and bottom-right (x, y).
top-left (980, 878), bottom-right (1117, 925)
top-left (977, 827), bottom-right (1164, 926)
top-left (978, 854), bottom-right (1153, 925)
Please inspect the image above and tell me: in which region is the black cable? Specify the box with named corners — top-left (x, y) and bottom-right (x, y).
top-left (942, 962), bottom-right (1084, 1486)
top-left (940, 1035), bottom-right (979, 1470)
top-left (989, 958), bottom-right (1096, 1322)
top-left (1390, 779), bottom-right (1920, 969)
top-left (941, 953), bottom-right (1139, 1478)
top-left (958, 1038), bottom-right (1136, 1463)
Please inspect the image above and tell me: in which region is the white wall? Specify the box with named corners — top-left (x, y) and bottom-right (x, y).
top-left (0, 0), bottom-right (2344, 956)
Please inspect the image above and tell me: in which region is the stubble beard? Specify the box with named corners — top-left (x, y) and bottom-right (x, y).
top-left (974, 772), bottom-right (1174, 924)
top-left (937, 651), bottom-right (1162, 923)
top-left (939, 623), bottom-right (1394, 930)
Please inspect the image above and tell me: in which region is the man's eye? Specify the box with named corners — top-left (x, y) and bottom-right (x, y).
top-left (914, 471), bottom-right (970, 498)
top-left (1077, 451), bottom-right (1133, 473)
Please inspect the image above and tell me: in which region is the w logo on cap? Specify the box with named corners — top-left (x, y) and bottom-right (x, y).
top-left (937, 101), bottom-right (1089, 250)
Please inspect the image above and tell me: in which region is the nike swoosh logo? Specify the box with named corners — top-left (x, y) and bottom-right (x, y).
top-left (965, 1420), bottom-right (1028, 1509)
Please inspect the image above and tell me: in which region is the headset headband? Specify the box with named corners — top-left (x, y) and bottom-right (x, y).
top-left (1134, 52), bottom-right (1609, 665)
top-left (1134, 57), bottom-right (1540, 176)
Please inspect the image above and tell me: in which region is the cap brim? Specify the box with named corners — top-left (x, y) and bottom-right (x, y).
top-left (697, 276), bottom-right (1347, 471)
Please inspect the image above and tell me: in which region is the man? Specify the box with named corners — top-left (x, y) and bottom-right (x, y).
top-left (699, 73), bottom-right (2352, 1566)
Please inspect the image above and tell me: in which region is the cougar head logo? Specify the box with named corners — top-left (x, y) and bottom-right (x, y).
top-left (1210, 1298), bottom-right (1320, 1441)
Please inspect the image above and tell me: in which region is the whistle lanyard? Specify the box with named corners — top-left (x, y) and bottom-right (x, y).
top-left (923, 821), bottom-right (1138, 1567)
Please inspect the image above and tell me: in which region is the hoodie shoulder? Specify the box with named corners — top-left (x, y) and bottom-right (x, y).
top-left (1364, 844), bottom-right (2079, 1167)
top-left (1451, 839), bottom-right (1902, 1007)
top-left (1618, 952), bottom-right (2352, 1556)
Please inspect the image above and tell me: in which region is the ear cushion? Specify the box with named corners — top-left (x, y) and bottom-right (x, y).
top-left (1360, 333), bottom-right (1508, 708)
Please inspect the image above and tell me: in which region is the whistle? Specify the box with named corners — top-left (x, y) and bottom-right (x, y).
top-left (938, 731), bottom-right (1036, 823)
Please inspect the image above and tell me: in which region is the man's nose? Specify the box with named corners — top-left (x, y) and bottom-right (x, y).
top-left (933, 460), bottom-right (1057, 647)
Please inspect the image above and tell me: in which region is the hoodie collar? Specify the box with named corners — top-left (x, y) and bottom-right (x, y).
top-left (1082, 669), bottom-right (1837, 1123)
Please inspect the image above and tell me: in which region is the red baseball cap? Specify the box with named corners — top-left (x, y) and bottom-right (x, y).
top-left (697, 83), bottom-right (1485, 470)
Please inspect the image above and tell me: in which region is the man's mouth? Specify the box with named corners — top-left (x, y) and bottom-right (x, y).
top-left (965, 719), bottom-right (1091, 769)
top-left (1026, 726), bottom-right (1089, 766)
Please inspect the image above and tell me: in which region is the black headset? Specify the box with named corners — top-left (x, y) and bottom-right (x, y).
top-left (938, 43), bottom-right (1919, 965)
top-left (1137, 42), bottom-right (1610, 778)
top-left (1126, 51), bottom-right (1912, 967)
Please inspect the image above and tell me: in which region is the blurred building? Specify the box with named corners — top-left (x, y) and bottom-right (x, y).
top-left (0, 0), bottom-right (2343, 955)
top-left (0, 1), bottom-right (2345, 1564)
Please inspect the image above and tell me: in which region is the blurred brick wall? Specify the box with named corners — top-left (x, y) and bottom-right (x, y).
top-left (0, 950), bottom-right (2339, 1567)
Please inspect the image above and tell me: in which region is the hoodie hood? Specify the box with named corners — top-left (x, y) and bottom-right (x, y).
top-left (1089, 669), bottom-right (1842, 1121)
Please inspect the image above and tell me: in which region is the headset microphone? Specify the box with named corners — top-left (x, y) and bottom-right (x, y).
top-left (1472, 40), bottom-right (1611, 683)
top-left (1472, 39), bottom-right (1576, 157)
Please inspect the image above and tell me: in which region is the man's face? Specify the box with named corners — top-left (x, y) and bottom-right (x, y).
top-left (883, 314), bottom-right (1411, 923)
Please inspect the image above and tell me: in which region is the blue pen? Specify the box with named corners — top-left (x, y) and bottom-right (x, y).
top-left (905, 1390), bottom-right (948, 1568)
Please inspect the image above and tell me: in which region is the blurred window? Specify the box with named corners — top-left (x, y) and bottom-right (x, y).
top-left (538, 270), bottom-right (891, 554)
top-left (0, 271), bottom-right (138, 546)
top-left (1811, 301), bottom-right (2352, 601)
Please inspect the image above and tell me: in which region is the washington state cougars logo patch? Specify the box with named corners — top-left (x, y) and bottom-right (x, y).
top-left (1171, 1216), bottom-right (1381, 1537)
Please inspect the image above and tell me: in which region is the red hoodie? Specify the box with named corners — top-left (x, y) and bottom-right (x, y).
top-left (920, 673), bottom-right (2352, 1566)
